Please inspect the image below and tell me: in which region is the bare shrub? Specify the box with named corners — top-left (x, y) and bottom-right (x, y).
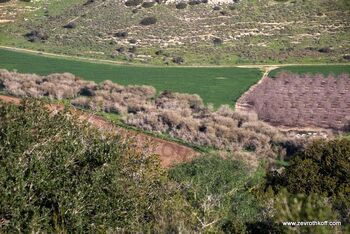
top-left (0, 70), bottom-right (303, 162)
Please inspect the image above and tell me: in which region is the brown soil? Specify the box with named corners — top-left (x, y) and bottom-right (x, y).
top-left (0, 95), bottom-right (199, 168)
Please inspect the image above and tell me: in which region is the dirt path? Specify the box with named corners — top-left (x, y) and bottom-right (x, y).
top-left (0, 95), bottom-right (199, 168)
top-left (1, 46), bottom-right (348, 69)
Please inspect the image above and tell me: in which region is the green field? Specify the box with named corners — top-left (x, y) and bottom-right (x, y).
top-left (269, 65), bottom-right (350, 78)
top-left (0, 49), bottom-right (262, 107)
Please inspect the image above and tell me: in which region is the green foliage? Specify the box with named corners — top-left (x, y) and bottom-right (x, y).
top-left (0, 49), bottom-right (262, 107)
top-left (125, 0), bottom-right (143, 7)
top-left (169, 156), bottom-right (266, 233)
top-left (262, 138), bottom-right (350, 231)
top-left (269, 65), bottom-right (350, 78)
top-left (140, 17), bottom-right (157, 26)
top-left (0, 99), bottom-right (194, 232)
top-left (274, 189), bottom-right (340, 234)
top-left (285, 139), bottom-right (350, 196)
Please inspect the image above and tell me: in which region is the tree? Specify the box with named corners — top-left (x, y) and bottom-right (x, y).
top-left (285, 139), bottom-right (350, 197)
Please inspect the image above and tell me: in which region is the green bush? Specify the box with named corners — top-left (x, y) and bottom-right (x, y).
top-left (263, 138), bottom-right (350, 229)
top-left (169, 156), bottom-right (265, 233)
top-left (140, 16), bottom-right (157, 25)
top-left (285, 139), bottom-right (350, 196)
top-left (0, 99), bottom-right (194, 233)
top-left (125, 0), bottom-right (143, 6)
top-left (274, 189), bottom-right (341, 234)
top-left (142, 1), bottom-right (155, 8)
top-left (175, 2), bottom-right (187, 9)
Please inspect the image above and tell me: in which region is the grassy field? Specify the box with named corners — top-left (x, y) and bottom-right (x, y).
top-left (269, 65), bottom-right (350, 78)
top-left (0, 48), bottom-right (262, 107)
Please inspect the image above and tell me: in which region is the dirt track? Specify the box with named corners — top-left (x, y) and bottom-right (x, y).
top-left (0, 95), bottom-right (199, 168)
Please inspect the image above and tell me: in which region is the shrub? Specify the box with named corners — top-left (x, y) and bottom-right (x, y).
top-left (142, 1), bottom-right (155, 8)
top-left (285, 138), bottom-right (350, 196)
top-left (175, 2), bottom-right (187, 9)
top-left (128, 38), bottom-right (137, 44)
top-left (343, 55), bottom-right (350, 60)
top-left (83, 0), bottom-right (94, 6)
top-left (114, 31), bottom-right (128, 38)
top-left (63, 22), bottom-right (76, 29)
top-left (188, 0), bottom-right (201, 5)
top-left (220, 10), bottom-right (228, 16)
top-left (155, 49), bottom-right (163, 55)
top-left (318, 47), bottom-right (331, 53)
top-left (169, 156), bottom-right (265, 233)
top-left (273, 189), bottom-right (340, 234)
top-left (1, 70), bottom-right (297, 164)
top-left (172, 56), bottom-right (184, 64)
top-left (116, 47), bottom-right (125, 53)
top-left (24, 30), bottom-right (48, 42)
top-left (0, 100), bottom-right (195, 232)
top-left (140, 16), bottom-right (157, 25)
top-left (213, 37), bottom-right (223, 45)
top-left (125, 0), bottom-right (143, 6)
top-left (128, 46), bottom-right (137, 53)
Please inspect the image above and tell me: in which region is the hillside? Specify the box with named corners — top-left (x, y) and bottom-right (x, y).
top-left (1, 97), bottom-right (349, 233)
top-left (0, 0), bottom-right (349, 65)
top-left (1, 0), bottom-right (350, 232)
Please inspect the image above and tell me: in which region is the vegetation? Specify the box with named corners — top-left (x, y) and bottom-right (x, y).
top-left (284, 139), bottom-right (350, 197)
top-left (0, 0), bottom-right (349, 65)
top-left (1, 70), bottom-right (307, 166)
top-left (169, 156), bottom-right (267, 233)
top-left (0, 99), bottom-right (194, 233)
top-left (262, 138), bottom-right (350, 232)
top-left (0, 99), bottom-right (348, 233)
top-left (1, 0), bottom-right (350, 232)
top-left (140, 16), bottom-right (157, 26)
top-left (269, 65), bottom-right (350, 78)
top-left (238, 72), bottom-right (350, 130)
top-left (0, 49), bottom-right (262, 107)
